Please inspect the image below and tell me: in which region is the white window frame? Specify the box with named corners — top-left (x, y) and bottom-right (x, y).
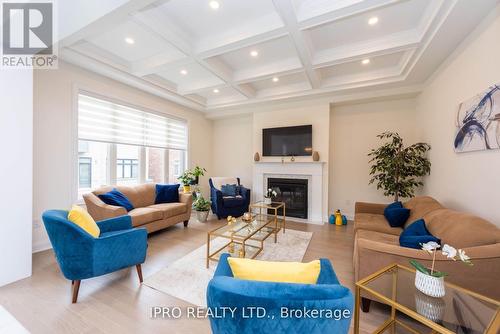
top-left (71, 85), bottom-right (190, 203)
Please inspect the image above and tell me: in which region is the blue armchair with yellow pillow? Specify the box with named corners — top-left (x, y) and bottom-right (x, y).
top-left (42, 207), bottom-right (147, 303)
top-left (207, 253), bottom-right (353, 334)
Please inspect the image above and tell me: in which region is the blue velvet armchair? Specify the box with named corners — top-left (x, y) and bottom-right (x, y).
top-left (209, 177), bottom-right (251, 219)
top-left (42, 210), bottom-right (147, 303)
top-left (207, 254), bottom-right (353, 334)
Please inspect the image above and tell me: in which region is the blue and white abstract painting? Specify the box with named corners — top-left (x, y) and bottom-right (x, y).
top-left (454, 84), bottom-right (500, 153)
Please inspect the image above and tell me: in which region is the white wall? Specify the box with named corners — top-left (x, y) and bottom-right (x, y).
top-left (329, 98), bottom-right (418, 218)
top-left (416, 8), bottom-right (500, 225)
top-left (212, 115), bottom-right (253, 187)
top-left (0, 70), bottom-right (33, 286)
top-left (33, 61), bottom-right (213, 252)
top-left (211, 98), bottom-right (331, 221)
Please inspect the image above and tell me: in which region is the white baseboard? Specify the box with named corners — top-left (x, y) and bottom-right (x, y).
top-left (32, 238), bottom-right (52, 253)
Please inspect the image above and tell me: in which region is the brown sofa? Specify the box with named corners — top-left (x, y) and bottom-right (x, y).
top-left (83, 184), bottom-right (192, 233)
top-left (354, 196), bottom-right (500, 307)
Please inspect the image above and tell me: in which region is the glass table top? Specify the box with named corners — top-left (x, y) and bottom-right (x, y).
top-left (209, 214), bottom-right (275, 241)
top-left (251, 201), bottom-right (285, 209)
top-left (359, 265), bottom-right (500, 334)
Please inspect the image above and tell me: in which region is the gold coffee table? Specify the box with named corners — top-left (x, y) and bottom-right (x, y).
top-left (354, 264), bottom-right (500, 334)
top-left (206, 214), bottom-right (279, 268)
top-left (249, 201), bottom-right (286, 238)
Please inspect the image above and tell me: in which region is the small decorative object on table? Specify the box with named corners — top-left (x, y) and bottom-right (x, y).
top-left (226, 216), bottom-right (236, 225)
top-left (410, 242), bottom-right (472, 298)
top-left (242, 212), bottom-right (252, 221)
top-left (290, 155), bottom-right (295, 162)
top-left (264, 188), bottom-right (277, 205)
top-left (192, 194), bottom-right (211, 222)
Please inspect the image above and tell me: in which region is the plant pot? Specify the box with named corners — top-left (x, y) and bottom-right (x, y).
top-left (415, 270), bottom-right (445, 298)
top-left (196, 210), bottom-right (209, 222)
top-left (264, 197), bottom-right (272, 205)
top-left (190, 176), bottom-right (199, 185)
top-left (183, 185), bottom-right (191, 193)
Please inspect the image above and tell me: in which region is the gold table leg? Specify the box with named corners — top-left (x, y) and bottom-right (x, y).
top-left (283, 204), bottom-right (286, 233)
top-left (206, 232), bottom-right (210, 268)
top-left (354, 285), bottom-right (360, 334)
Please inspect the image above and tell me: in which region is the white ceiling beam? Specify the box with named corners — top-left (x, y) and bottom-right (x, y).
top-left (60, 48), bottom-right (205, 111)
top-left (133, 10), bottom-right (255, 99)
top-left (60, 0), bottom-right (164, 47)
top-left (272, 0), bottom-right (321, 89)
top-left (196, 28), bottom-right (289, 59)
top-left (297, 0), bottom-right (401, 31)
top-left (312, 33), bottom-right (420, 68)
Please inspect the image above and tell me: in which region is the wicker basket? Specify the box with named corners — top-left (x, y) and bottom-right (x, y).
top-left (415, 270), bottom-right (446, 298)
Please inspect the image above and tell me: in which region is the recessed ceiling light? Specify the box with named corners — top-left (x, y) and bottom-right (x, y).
top-left (213, 88), bottom-right (220, 93)
top-left (125, 37), bottom-right (135, 45)
top-left (368, 17), bottom-right (379, 25)
top-left (272, 77), bottom-right (279, 82)
top-left (250, 50), bottom-right (259, 57)
top-left (361, 58), bottom-right (370, 65)
top-left (209, 1), bottom-right (220, 10)
top-left (180, 69), bottom-right (188, 75)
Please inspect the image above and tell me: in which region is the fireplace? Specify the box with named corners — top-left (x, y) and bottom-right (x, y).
top-left (267, 178), bottom-right (308, 219)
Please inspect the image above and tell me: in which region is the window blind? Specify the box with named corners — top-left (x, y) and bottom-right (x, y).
top-left (78, 93), bottom-right (187, 150)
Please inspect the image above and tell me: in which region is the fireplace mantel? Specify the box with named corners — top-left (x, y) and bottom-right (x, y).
top-left (253, 161), bottom-right (326, 224)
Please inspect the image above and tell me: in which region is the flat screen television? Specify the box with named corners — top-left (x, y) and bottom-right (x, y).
top-left (262, 125), bottom-right (312, 156)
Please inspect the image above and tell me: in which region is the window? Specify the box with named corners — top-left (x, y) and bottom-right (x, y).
top-left (76, 93), bottom-right (188, 198)
top-left (78, 157), bottom-right (92, 188)
top-left (77, 140), bottom-right (110, 199)
top-left (146, 147), bottom-right (165, 183)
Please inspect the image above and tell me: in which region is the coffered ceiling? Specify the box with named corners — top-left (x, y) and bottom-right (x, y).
top-left (60, 0), bottom-right (497, 115)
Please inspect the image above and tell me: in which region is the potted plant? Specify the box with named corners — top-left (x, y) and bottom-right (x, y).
top-left (368, 132), bottom-right (431, 201)
top-left (193, 194), bottom-right (211, 222)
top-left (410, 242), bottom-right (472, 298)
top-left (191, 166), bottom-right (207, 185)
top-left (264, 188), bottom-right (277, 205)
top-left (178, 170), bottom-right (195, 193)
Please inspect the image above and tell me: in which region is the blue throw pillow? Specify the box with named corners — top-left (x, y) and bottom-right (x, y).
top-left (98, 189), bottom-right (134, 212)
top-left (155, 184), bottom-right (180, 204)
top-left (399, 219), bottom-right (440, 249)
top-left (384, 201), bottom-right (410, 227)
top-left (221, 184), bottom-right (238, 197)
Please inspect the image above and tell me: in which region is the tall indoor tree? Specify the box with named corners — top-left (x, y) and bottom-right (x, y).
top-left (368, 132), bottom-right (431, 201)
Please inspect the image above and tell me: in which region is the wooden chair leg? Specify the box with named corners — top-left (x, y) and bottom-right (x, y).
top-left (136, 264), bottom-right (143, 283)
top-left (361, 297), bottom-right (371, 312)
top-left (72, 280), bottom-right (81, 303)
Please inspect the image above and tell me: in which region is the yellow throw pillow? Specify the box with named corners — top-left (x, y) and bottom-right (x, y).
top-left (67, 205), bottom-right (100, 238)
top-left (227, 257), bottom-right (321, 284)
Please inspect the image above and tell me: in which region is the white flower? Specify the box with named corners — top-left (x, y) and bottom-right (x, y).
top-left (268, 188), bottom-right (272, 192)
top-left (441, 244), bottom-right (457, 260)
top-left (421, 241), bottom-right (440, 253)
top-left (458, 249), bottom-right (471, 263)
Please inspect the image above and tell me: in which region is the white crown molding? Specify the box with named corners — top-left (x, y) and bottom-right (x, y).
top-left (57, 0), bottom-right (489, 112)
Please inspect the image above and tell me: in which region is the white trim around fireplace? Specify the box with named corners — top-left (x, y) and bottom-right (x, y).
top-left (253, 161), bottom-right (325, 224)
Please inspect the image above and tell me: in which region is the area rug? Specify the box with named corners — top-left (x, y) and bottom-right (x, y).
top-left (143, 229), bottom-right (313, 307)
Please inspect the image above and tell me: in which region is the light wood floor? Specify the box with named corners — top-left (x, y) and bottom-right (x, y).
top-left (0, 217), bottom-right (392, 334)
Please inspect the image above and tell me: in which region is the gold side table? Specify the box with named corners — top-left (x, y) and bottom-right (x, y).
top-left (249, 201), bottom-right (286, 243)
top-left (354, 264), bottom-right (500, 334)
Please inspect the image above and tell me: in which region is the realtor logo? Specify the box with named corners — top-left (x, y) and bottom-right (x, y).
top-left (1, 1), bottom-right (57, 68)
